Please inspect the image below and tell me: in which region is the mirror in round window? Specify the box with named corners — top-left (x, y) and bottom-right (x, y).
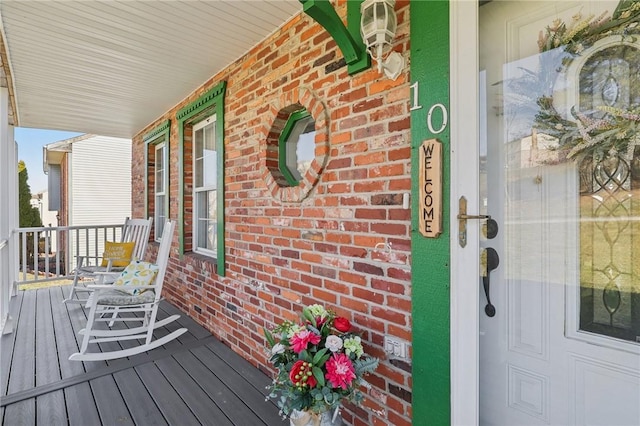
top-left (279, 109), bottom-right (316, 186)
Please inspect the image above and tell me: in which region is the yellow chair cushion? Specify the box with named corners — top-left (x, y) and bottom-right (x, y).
top-left (113, 260), bottom-right (159, 295)
top-left (101, 241), bottom-right (136, 267)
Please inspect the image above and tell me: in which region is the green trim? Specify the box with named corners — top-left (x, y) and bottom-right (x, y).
top-left (410, 1), bottom-right (451, 425)
top-left (143, 119), bottom-right (171, 234)
top-left (177, 81), bottom-right (227, 277)
top-left (143, 119), bottom-right (171, 142)
top-left (278, 109), bottom-right (311, 187)
top-left (299, 0), bottom-right (370, 75)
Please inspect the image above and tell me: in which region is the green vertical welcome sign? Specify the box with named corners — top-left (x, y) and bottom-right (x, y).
top-left (410, 1), bottom-right (450, 425)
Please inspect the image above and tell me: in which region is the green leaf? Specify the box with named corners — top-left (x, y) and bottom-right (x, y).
top-left (299, 350), bottom-right (312, 362)
top-left (354, 356), bottom-right (379, 375)
top-left (312, 348), bottom-right (328, 365)
top-left (302, 307), bottom-right (316, 326)
top-left (263, 328), bottom-right (275, 347)
top-left (312, 366), bottom-right (325, 387)
top-left (317, 353), bottom-right (331, 366)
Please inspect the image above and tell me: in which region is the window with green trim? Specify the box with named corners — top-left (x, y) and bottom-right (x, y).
top-left (279, 109), bottom-right (316, 186)
top-left (176, 80), bottom-right (226, 276)
top-left (144, 120), bottom-right (170, 243)
top-left (153, 142), bottom-right (166, 241)
top-left (193, 114), bottom-right (217, 257)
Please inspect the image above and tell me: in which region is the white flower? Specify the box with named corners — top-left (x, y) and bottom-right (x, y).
top-left (286, 324), bottom-right (304, 338)
top-left (271, 343), bottom-right (286, 355)
top-left (325, 335), bottom-right (343, 352)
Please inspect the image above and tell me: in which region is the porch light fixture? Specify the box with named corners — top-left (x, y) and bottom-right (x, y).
top-left (360, 0), bottom-right (404, 80)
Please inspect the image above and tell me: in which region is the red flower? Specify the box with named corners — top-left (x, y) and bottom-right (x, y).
top-left (289, 360), bottom-right (317, 388)
top-left (315, 316), bottom-right (327, 328)
top-left (325, 353), bottom-right (356, 389)
top-left (334, 317), bottom-right (351, 333)
top-left (290, 329), bottom-right (321, 353)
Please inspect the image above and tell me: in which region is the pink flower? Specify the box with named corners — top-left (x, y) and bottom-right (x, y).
top-left (325, 353), bottom-right (356, 390)
top-left (289, 329), bottom-right (321, 353)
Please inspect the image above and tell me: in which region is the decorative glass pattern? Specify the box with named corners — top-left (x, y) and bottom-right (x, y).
top-left (578, 42), bottom-right (640, 343)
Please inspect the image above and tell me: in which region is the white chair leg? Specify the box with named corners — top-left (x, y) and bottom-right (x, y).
top-left (64, 257), bottom-right (87, 304)
top-left (79, 302), bottom-right (99, 354)
top-left (108, 307), bottom-right (120, 327)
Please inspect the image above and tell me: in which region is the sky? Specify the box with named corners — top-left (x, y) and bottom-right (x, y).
top-left (15, 128), bottom-right (83, 194)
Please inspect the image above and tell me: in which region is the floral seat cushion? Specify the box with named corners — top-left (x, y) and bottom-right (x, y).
top-left (95, 289), bottom-right (156, 306)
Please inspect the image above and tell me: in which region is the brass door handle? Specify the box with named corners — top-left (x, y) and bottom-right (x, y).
top-left (457, 214), bottom-right (491, 220)
top-left (458, 196), bottom-right (494, 247)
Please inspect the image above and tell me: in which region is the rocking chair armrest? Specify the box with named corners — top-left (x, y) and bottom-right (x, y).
top-left (90, 270), bottom-right (120, 284)
top-left (87, 284), bottom-right (157, 291)
top-left (113, 284), bottom-right (157, 290)
top-left (86, 284), bottom-right (119, 290)
top-left (92, 271), bottom-right (121, 277)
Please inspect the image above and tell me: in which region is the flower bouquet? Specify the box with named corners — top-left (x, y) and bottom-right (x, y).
top-left (263, 304), bottom-right (379, 424)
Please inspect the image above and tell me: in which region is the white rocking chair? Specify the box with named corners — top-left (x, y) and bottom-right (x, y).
top-left (64, 217), bottom-right (153, 305)
top-left (69, 220), bottom-right (187, 361)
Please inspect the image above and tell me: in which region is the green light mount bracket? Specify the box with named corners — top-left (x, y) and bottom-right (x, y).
top-left (299, 0), bottom-right (371, 75)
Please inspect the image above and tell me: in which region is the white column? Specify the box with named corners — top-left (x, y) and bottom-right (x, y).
top-left (0, 86), bottom-right (14, 334)
top-left (9, 126), bottom-right (17, 298)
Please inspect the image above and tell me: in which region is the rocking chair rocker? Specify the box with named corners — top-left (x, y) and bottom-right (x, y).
top-left (69, 220), bottom-right (187, 361)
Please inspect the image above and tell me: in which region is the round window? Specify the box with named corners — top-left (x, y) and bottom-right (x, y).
top-left (280, 110), bottom-right (316, 185)
top-left (263, 89), bottom-right (329, 203)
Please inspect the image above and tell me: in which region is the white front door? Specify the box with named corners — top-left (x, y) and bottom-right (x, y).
top-left (454, 1), bottom-right (640, 425)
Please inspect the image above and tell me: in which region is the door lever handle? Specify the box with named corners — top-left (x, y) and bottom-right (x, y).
top-left (458, 196), bottom-right (493, 247)
top-left (457, 214), bottom-right (491, 220)
top-left (481, 247), bottom-right (499, 317)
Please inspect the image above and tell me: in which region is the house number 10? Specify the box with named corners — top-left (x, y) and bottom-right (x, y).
top-left (410, 81), bottom-right (448, 135)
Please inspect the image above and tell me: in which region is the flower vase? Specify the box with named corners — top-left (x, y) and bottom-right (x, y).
top-left (289, 408), bottom-right (343, 426)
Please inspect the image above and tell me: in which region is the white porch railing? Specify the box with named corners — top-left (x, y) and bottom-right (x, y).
top-left (15, 223), bottom-right (125, 286)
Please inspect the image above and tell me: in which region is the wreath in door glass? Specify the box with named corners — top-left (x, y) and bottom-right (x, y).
top-left (508, 0), bottom-right (640, 345)
top-left (501, 1), bottom-right (640, 163)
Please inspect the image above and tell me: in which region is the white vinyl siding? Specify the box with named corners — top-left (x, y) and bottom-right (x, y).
top-left (193, 115), bottom-right (217, 257)
top-left (70, 135), bottom-right (132, 260)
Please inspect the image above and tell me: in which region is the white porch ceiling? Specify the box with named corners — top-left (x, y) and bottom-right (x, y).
top-left (0, 1), bottom-right (301, 138)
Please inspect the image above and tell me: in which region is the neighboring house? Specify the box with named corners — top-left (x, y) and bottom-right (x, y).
top-left (37, 191), bottom-right (58, 228)
top-left (32, 191), bottom-right (58, 228)
top-left (32, 190), bottom-right (58, 253)
top-left (0, 2), bottom-right (638, 426)
top-left (44, 134), bottom-right (132, 267)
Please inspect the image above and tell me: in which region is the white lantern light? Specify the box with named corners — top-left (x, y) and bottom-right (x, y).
top-left (360, 0), bottom-right (403, 80)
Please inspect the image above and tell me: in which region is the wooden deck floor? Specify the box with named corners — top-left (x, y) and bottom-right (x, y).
top-left (0, 285), bottom-right (283, 426)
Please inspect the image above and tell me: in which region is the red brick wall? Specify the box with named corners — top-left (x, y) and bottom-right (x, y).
top-left (132, 2), bottom-right (412, 424)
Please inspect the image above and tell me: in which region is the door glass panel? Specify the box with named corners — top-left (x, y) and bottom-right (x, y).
top-left (574, 43), bottom-right (640, 342)
top-left (578, 142), bottom-right (640, 342)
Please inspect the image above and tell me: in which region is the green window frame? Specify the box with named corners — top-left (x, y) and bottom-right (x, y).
top-left (192, 114), bottom-right (218, 257)
top-left (278, 109), bottom-right (316, 187)
top-left (176, 81), bottom-right (226, 276)
top-left (143, 119), bottom-right (170, 242)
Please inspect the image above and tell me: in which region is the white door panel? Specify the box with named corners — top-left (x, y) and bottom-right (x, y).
top-left (473, 1), bottom-right (640, 425)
